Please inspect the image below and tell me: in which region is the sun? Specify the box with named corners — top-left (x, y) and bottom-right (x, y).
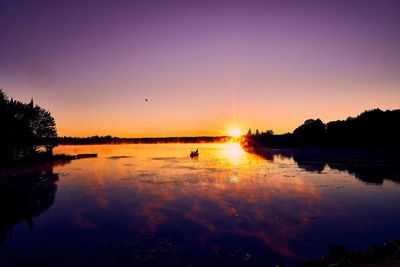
top-left (229, 128), bottom-right (242, 137)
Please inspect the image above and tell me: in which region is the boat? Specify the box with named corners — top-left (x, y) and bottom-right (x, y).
top-left (190, 149), bottom-right (199, 158)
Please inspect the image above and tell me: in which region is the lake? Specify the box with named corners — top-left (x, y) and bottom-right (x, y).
top-left (1, 143), bottom-right (400, 266)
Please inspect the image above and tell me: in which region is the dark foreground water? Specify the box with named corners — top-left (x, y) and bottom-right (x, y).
top-left (1, 144), bottom-right (400, 266)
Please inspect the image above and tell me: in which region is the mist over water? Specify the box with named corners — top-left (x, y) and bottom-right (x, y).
top-left (1, 143), bottom-right (400, 266)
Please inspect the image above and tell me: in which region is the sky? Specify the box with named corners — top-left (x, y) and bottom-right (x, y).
top-left (1, 0), bottom-right (399, 137)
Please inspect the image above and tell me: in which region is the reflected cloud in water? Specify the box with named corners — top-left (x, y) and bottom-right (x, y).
top-left (52, 145), bottom-right (333, 262)
top-left (1, 144), bottom-right (400, 266)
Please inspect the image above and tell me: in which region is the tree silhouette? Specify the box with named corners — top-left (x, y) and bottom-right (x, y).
top-left (292, 119), bottom-right (325, 146)
top-left (263, 130), bottom-right (274, 136)
top-left (247, 128), bottom-right (253, 136)
top-left (243, 109), bottom-right (400, 148)
top-left (0, 89), bottom-right (57, 163)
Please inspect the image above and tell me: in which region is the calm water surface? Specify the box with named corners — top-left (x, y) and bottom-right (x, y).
top-left (1, 143), bottom-right (400, 266)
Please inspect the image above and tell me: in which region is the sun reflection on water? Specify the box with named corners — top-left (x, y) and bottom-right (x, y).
top-left (221, 142), bottom-right (246, 165)
top-left (47, 143), bottom-right (400, 265)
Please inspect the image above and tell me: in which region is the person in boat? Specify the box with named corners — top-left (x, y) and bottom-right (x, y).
top-left (190, 149), bottom-right (199, 158)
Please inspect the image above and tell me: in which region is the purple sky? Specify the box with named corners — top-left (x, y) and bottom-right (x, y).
top-left (1, 0), bottom-right (399, 137)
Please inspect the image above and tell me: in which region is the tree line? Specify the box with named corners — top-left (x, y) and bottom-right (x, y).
top-left (58, 135), bottom-right (232, 145)
top-left (0, 89), bottom-right (57, 163)
top-left (244, 108), bottom-right (400, 148)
